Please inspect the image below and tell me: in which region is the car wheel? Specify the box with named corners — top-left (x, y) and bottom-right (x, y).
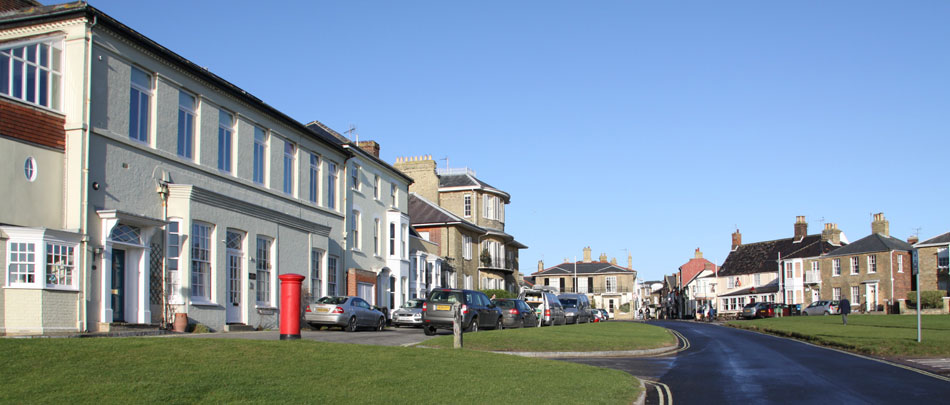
top-left (423, 326), bottom-right (436, 336)
top-left (346, 316), bottom-right (358, 332)
top-left (823, 311), bottom-right (830, 316)
top-left (802, 312), bottom-right (808, 316)
top-left (495, 317), bottom-right (503, 330)
top-left (377, 317), bottom-right (385, 332)
top-left (519, 317), bottom-right (525, 328)
top-left (466, 317), bottom-right (479, 332)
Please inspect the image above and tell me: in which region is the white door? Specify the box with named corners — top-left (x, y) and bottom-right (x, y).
top-left (226, 231), bottom-right (244, 324)
top-left (866, 284), bottom-right (878, 312)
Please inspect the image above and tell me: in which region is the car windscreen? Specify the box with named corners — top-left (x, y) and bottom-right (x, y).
top-left (494, 300), bottom-right (516, 309)
top-left (559, 298), bottom-right (578, 308)
top-left (428, 290), bottom-right (463, 304)
top-left (403, 299), bottom-right (425, 309)
top-left (743, 303), bottom-right (757, 308)
top-left (316, 296), bottom-right (347, 305)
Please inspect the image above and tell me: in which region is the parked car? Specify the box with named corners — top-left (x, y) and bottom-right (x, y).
top-left (802, 300), bottom-right (840, 316)
top-left (422, 289), bottom-right (503, 335)
top-left (591, 309), bottom-right (605, 322)
top-left (558, 293), bottom-right (592, 324)
top-left (740, 302), bottom-right (773, 319)
top-left (392, 299), bottom-right (426, 327)
top-left (595, 309), bottom-right (610, 321)
top-left (305, 296), bottom-right (386, 332)
top-left (519, 288), bottom-right (566, 326)
top-left (492, 298), bottom-right (539, 328)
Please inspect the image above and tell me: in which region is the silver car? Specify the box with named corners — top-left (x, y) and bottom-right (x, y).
top-left (802, 300), bottom-right (840, 316)
top-left (392, 299), bottom-right (426, 327)
top-left (305, 296), bottom-right (386, 332)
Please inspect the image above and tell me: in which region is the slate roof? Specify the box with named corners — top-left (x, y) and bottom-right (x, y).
top-left (304, 120), bottom-right (414, 184)
top-left (825, 233), bottom-right (914, 257)
top-left (484, 229), bottom-right (528, 249)
top-left (531, 261), bottom-right (636, 277)
top-left (719, 280), bottom-right (780, 297)
top-left (408, 193), bottom-right (485, 233)
top-left (916, 232), bottom-right (950, 247)
top-left (719, 234), bottom-right (844, 277)
top-left (438, 173), bottom-right (510, 200)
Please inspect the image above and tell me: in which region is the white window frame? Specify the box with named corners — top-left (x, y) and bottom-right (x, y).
top-left (897, 254), bottom-right (904, 273)
top-left (391, 184), bottom-right (397, 208)
top-left (463, 194), bottom-right (471, 217)
top-left (327, 162), bottom-right (338, 210)
top-left (190, 222), bottom-right (212, 301)
top-left (253, 127), bottom-right (267, 184)
top-left (850, 256), bottom-right (859, 275)
top-left (373, 218), bottom-right (380, 256)
top-left (217, 110), bottom-right (233, 173)
top-left (851, 286), bottom-right (860, 304)
top-left (402, 224), bottom-right (408, 259)
top-left (3, 230), bottom-right (80, 291)
top-left (351, 210), bottom-right (361, 251)
top-left (833, 258), bottom-right (841, 276)
top-left (463, 235), bottom-right (472, 260)
top-left (605, 276), bottom-right (617, 293)
top-left (0, 37), bottom-right (63, 111)
top-left (165, 220), bottom-right (182, 303)
top-left (310, 248), bottom-right (323, 301)
top-left (309, 153), bottom-right (320, 204)
top-left (256, 236), bottom-right (273, 305)
top-left (867, 255), bottom-right (877, 274)
top-left (352, 164), bottom-right (361, 191)
top-left (389, 222), bottom-right (396, 257)
top-left (283, 142), bottom-right (296, 195)
top-left (374, 175), bottom-right (380, 200)
top-left (327, 255), bottom-right (339, 295)
top-left (832, 287), bottom-right (841, 301)
top-left (177, 91), bottom-right (196, 160)
top-left (129, 66), bottom-right (151, 143)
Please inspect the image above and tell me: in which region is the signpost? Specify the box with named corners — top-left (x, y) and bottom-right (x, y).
top-left (913, 250), bottom-right (921, 343)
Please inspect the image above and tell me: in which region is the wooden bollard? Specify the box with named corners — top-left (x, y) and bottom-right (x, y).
top-left (453, 302), bottom-right (463, 349)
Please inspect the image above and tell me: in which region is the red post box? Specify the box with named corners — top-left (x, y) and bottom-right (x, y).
top-left (278, 273), bottom-right (306, 340)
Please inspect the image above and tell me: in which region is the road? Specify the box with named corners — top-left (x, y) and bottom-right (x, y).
top-left (563, 321), bottom-right (950, 405)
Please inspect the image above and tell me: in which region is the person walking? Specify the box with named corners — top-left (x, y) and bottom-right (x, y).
top-left (839, 297), bottom-right (851, 325)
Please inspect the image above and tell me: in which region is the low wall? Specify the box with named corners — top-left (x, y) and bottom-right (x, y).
top-left (897, 298), bottom-right (950, 315)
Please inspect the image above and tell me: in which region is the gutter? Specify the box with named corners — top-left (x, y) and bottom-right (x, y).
top-left (76, 12), bottom-right (97, 333)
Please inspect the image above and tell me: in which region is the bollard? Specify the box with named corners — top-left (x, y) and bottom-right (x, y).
top-left (278, 273), bottom-right (306, 340)
top-left (453, 302), bottom-right (463, 349)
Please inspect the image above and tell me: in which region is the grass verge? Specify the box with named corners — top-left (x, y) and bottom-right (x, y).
top-left (0, 337), bottom-right (639, 404)
top-left (726, 314), bottom-right (950, 357)
top-left (419, 321), bottom-right (676, 352)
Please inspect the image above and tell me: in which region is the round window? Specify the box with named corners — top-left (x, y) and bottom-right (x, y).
top-left (24, 157), bottom-right (37, 182)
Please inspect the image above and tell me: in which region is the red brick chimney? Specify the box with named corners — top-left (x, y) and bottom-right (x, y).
top-left (907, 235), bottom-right (919, 245)
top-left (357, 140), bottom-right (380, 158)
top-left (794, 216), bottom-right (807, 241)
top-left (731, 229), bottom-right (742, 251)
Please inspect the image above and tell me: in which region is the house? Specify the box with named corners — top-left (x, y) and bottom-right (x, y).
top-left (406, 192), bottom-right (484, 291)
top-left (679, 248), bottom-right (718, 317)
top-left (913, 232), bottom-right (949, 295)
top-left (394, 156), bottom-right (527, 293)
top-left (820, 213), bottom-right (913, 313)
top-left (532, 247), bottom-right (638, 317)
top-left (778, 217), bottom-right (846, 307)
top-left (407, 226), bottom-right (446, 303)
top-left (0, 1), bottom-right (399, 334)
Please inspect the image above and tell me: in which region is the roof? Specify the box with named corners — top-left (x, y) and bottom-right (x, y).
top-left (719, 280), bottom-right (780, 297)
top-left (438, 172), bottom-right (510, 200)
top-left (825, 233), bottom-right (914, 257)
top-left (531, 261), bottom-right (636, 277)
top-left (679, 256), bottom-right (717, 286)
top-left (304, 121), bottom-right (414, 184)
top-left (719, 234), bottom-right (844, 277)
top-left (408, 193), bottom-right (485, 233)
top-left (484, 229), bottom-right (528, 249)
top-left (916, 232), bottom-right (950, 247)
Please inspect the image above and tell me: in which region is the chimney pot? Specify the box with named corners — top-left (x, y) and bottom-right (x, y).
top-left (871, 212), bottom-right (889, 237)
top-left (583, 247), bottom-right (592, 263)
top-left (731, 229), bottom-right (742, 251)
top-left (908, 235), bottom-right (919, 245)
top-left (794, 216), bottom-right (808, 241)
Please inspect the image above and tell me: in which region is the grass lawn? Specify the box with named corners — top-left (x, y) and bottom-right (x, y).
top-left (419, 321), bottom-right (676, 352)
top-left (0, 337), bottom-right (639, 404)
top-left (727, 314), bottom-right (950, 357)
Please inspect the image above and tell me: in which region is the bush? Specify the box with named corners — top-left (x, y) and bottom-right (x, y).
top-left (481, 289), bottom-right (516, 299)
top-left (906, 291), bottom-right (947, 309)
top-left (619, 303), bottom-right (631, 313)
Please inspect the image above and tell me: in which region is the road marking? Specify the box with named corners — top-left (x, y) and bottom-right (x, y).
top-left (642, 379), bottom-right (673, 405)
top-left (906, 358), bottom-right (950, 371)
top-left (667, 329), bottom-right (690, 354)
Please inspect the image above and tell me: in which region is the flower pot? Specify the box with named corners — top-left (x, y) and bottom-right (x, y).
top-left (173, 313), bottom-right (188, 333)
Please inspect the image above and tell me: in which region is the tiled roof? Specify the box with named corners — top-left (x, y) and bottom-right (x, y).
top-left (916, 232), bottom-right (950, 247)
top-left (719, 234), bottom-right (843, 277)
top-left (679, 257), bottom-right (717, 286)
top-left (825, 233), bottom-right (914, 257)
top-left (532, 261), bottom-right (636, 276)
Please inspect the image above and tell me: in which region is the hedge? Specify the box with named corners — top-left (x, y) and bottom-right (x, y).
top-left (481, 289), bottom-right (517, 299)
top-left (905, 290), bottom-right (947, 309)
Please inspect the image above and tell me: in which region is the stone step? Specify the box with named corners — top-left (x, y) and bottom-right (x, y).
top-left (224, 324), bottom-right (257, 332)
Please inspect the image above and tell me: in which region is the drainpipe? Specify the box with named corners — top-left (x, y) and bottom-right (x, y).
top-left (889, 250), bottom-right (895, 313)
top-left (77, 14), bottom-right (98, 333)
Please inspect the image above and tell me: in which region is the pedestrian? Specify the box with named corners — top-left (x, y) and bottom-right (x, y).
top-left (839, 297), bottom-right (851, 325)
top-left (710, 306), bottom-right (716, 321)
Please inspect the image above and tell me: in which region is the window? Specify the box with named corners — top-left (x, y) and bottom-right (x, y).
top-left (8, 242), bottom-right (35, 285)
top-left (851, 286), bottom-right (860, 304)
top-left (785, 263), bottom-right (793, 279)
top-left (787, 291), bottom-right (794, 304)
top-left (850, 256), bottom-right (859, 275)
top-left (129, 67), bottom-right (151, 142)
top-left (24, 157), bottom-right (36, 182)
top-left (351, 210), bottom-right (360, 250)
top-left (191, 222), bottom-right (212, 300)
top-left (374, 219), bottom-right (380, 256)
top-left (389, 223), bottom-right (396, 256)
top-left (391, 184), bottom-right (397, 207)
top-left (309, 154), bottom-right (320, 204)
top-left (256, 237), bottom-right (272, 304)
top-left (166, 221), bottom-right (180, 302)
top-left (939, 249), bottom-right (950, 268)
top-left (374, 175), bottom-right (380, 200)
top-left (402, 224), bottom-right (408, 258)
top-left (832, 287), bottom-right (841, 300)
top-left (310, 249), bottom-right (322, 301)
top-left (464, 275), bottom-right (472, 290)
top-left (253, 127), bottom-right (267, 184)
top-left (217, 110), bottom-right (233, 172)
top-left (578, 277), bottom-right (588, 293)
top-left (0, 38), bottom-right (63, 111)
top-left (282, 142), bottom-right (296, 195)
top-left (833, 258), bottom-right (841, 276)
top-left (177, 91), bottom-right (196, 159)
top-left (463, 194), bottom-right (471, 217)
top-left (753, 273), bottom-right (761, 286)
top-left (867, 255), bottom-right (877, 273)
top-left (463, 235), bottom-right (472, 260)
top-left (727, 277), bottom-right (735, 289)
top-left (44, 242), bottom-right (74, 288)
top-left (811, 261), bottom-right (819, 272)
top-left (327, 162), bottom-right (338, 209)
top-left (605, 276), bottom-right (617, 293)
top-left (327, 255), bottom-right (338, 295)
top-left (351, 165), bottom-right (361, 191)
top-left (897, 255), bottom-right (904, 273)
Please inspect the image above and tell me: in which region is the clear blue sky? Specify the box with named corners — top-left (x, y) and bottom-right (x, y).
top-left (72, 1), bottom-right (950, 281)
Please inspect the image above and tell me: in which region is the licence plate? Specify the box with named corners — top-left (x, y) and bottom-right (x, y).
top-left (316, 308), bottom-right (329, 313)
top-left (436, 305), bottom-right (451, 311)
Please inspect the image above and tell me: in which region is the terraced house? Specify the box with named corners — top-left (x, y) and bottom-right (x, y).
top-left (0, 1), bottom-right (407, 334)
top-left (532, 247), bottom-right (638, 317)
top-left (912, 231), bottom-right (949, 295)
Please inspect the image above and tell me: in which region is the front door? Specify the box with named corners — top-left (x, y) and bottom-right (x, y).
top-left (112, 249), bottom-right (126, 322)
top-left (226, 231), bottom-right (244, 324)
top-left (866, 284), bottom-right (878, 312)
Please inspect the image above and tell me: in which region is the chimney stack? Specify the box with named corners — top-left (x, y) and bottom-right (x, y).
top-left (583, 247), bottom-right (592, 263)
top-left (731, 229), bottom-right (742, 251)
top-left (599, 253), bottom-right (608, 262)
top-left (694, 248), bottom-right (703, 259)
top-left (821, 223), bottom-right (842, 246)
top-left (357, 141), bottom-right (380, 158)
top-left (871, 213), bottom-right (889, 237)
top-left (627, 254), bottom-right (633, 269)
top-left (538, 260), bottom-right (544, 272)
top-left (794, 216), bottom-right (808, 241)
top-left (610, 257), bottom-right (617, 265)
top-left (908, 235), bottom-right (919, 245)
top-left (393, 155), bottom-right (438, 202)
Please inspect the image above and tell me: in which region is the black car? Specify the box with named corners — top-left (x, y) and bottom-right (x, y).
top-left (422, 289), bottom-right (503, 335)
top-left (492, 298), bottom-right (539, 328)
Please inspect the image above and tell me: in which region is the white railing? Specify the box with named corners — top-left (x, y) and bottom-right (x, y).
top-left (804, 271), bottom-right (821, 284)
top-left (436, 167), bottom-right (477, 177)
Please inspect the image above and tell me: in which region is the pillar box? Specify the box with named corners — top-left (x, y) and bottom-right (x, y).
top-left (278, 273), bottom-right (306, 340)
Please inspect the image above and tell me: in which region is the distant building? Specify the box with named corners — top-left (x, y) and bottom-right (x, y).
top-left (913, 232), bottom-right (949, 295)
top-left (532, 247), bottom-right (638, 316)
top-left (679, 248), bottom-right (718, 317)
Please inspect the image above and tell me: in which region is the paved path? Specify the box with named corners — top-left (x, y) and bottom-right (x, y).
top-left (562, 321), bottom-right (950, 405)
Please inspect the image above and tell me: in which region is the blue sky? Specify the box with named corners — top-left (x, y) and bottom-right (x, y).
top-left (73, 1), bottom-right (950, 281)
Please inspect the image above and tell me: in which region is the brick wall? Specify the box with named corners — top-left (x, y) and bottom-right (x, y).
top-left (345, 268), bottom-right (377, 300)
top-left (0, 99), bottom-right (66, 150)
top-left (916, 246), bottom-right (941, 291)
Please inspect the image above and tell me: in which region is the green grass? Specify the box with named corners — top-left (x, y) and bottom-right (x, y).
top-left (0, 337), bottom-right (639, 404)
top-left (727, 314), bottom-right (950, 357)
top-left (420, 321), bottom-right (676, 352)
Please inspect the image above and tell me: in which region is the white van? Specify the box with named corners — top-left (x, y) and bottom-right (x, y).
top-left (519, 288), bottom-right (566, 326)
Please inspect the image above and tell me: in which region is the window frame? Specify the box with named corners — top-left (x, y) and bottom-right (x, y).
top-left (463, 235), bottom-right (472, 260)
top-left (129, 66), bottom-right (151, 143)
top-left (832, 258), bottom-right (841, 276)
top-left (176, 90), bottom-right (197, 160)
top-left (850, 256), bottom-right (859, 275)
top-left (327, 162), bottom-right (338, 210)
top-left (190, 221), bottom-right (213, 301)
top-left (351, 164), bottom-right (361, 191)
top-left (256, 236), bottom-right (273, 306)
top-left (373, 218), bottom-right (380, 256)
top-left (327, 255), bottom-right (339, 296)
top-left (605, 276), bottom-right (617, 293)
top-left (309, 153), bottom-right (320, 204)
top-left (463, 194), bottom-right (471, 217)
top-left (310, 248), bottom-right (323, 301)
top-left (217, 109), bottom-right (234, 173)
top-left (253, 126), bottom-right (267, 184)
top-left (351, 210), bottom-right (361, 251)
top-left (283, 141), bottom-right (296, 195)
top-left (867, 255), bottom-right (877, 274)
top-left (0, 36), bottom-right (63, 111)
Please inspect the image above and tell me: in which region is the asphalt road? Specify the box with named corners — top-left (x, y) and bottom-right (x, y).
top-left (563, 321), bottom-right (950, 405)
